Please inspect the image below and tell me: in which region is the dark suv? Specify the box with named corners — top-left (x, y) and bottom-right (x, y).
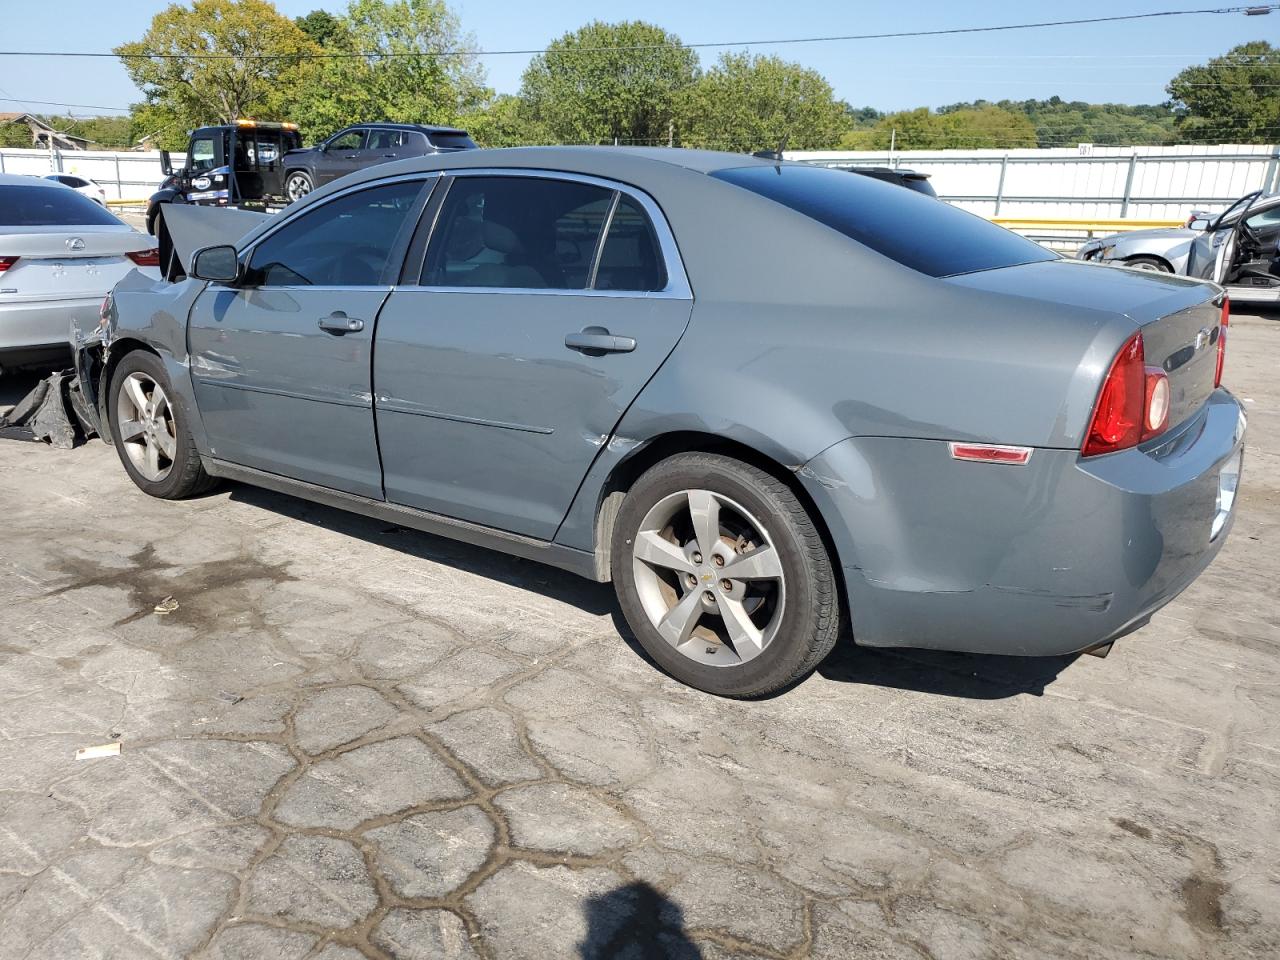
top-left (281, 123), bottom-right (477, 200)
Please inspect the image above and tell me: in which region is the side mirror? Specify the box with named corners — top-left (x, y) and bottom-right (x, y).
top-left (159, 149), bottom-right (173, 177)
top-left (191, 245), bottom-right (240, 284)
top-left (1188, 218), bottom-right (1209, 232)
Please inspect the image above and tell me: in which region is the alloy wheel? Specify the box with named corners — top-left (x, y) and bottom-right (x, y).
top-left (286, 174), bottom-right (311, 201)
top-left (630, 489), bottom-right (785, 667)
top-left (116, 372), bottom-right (177, 482)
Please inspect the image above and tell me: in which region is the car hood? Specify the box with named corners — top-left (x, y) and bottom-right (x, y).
top-left (283, 147), bottom-right (319, 160)
top-left (1099, 226), bottom-right (1197, 245)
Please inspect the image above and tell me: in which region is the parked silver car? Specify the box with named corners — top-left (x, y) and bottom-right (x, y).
top-left (1078, 190), bottom-right (1280, 302)
top-left (74, 148), bottom-right (1245, 697)
top-left (1, 174), bottom-right (159, 372)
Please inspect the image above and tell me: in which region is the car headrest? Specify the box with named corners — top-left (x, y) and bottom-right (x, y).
top-left (481, 220), bottom-right (522, 255)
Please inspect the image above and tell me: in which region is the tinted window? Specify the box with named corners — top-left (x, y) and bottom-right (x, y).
top-left (595, 196), bottom-right (666, 291)
top-left (328, 129), bottom-right (366, 152)
top-left (0, 185), bottom-right (121, 226)
top-left (711, 164), bottom-right (1054, 278)
top-left (246, 180), bottom-right (424, 287)
top-left (368, 129), bottom-right (404, 150)
top-left (189, 136), bottom-right (217, 172)
top-left (429, 132), bottom-right (477, 151)
top-left (423, 176), bottom-right (613, 290)
top-left (1245, 204), bottom-right (1280, 232)
top-left (65, 176), bottom-right (89, 188)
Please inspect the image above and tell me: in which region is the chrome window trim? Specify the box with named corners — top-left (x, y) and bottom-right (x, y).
top-left (421, 167), bottom-right (692, 300)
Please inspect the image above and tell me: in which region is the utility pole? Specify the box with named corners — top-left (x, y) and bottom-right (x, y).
top-left (889, 128), bottom-right (896, 165)
top-left (667, 120), bottom-right (674, 149)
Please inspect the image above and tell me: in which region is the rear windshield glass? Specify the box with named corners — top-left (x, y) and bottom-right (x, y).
top-left (0, 185), bottom-right (121, 227)
top-left (711, 164), bottom-right (1054, 278)
top-left (429, 132), bottom-right (477, 151)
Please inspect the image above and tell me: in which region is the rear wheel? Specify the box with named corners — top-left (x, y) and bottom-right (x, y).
top-left (1124, 255), bottom-right (1173, 273)
top-left (285, 171), bottom-right (313, 202)
top-left (108, 351), bottom-right (214, 499)
top-left (611, 453), bottom-right (840, 698)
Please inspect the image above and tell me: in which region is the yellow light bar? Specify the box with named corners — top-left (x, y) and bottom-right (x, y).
top-left (282, 122), bottom-right (298, 130)
top-left (236, 119), bottom-right (257, 127)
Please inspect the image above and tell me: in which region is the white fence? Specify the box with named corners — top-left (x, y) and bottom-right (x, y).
top-left (2, 142), bottom-right (1279, 222)
top-left (0, 147), bottom-right (181, 202)
top-left (786, 144), bottom-right (1280, 221)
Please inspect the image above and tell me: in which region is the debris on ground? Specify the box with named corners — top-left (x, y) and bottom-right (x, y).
top-left (75, 743), bottom-right (122, 761)
top-left (153, 596), bottom-right (180, 615)
top-left (0, 369), bottom-right (99, 449)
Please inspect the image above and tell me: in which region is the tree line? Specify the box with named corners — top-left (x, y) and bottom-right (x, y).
top-left (3, 0), bottom-right (1276, 153)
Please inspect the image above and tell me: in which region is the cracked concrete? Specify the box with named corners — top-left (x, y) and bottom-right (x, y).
top-left (1, 312), bottom-right (1278, 958)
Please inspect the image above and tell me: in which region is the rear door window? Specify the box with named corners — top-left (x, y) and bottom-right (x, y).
top-left (368, 130), bottom-right (404, 150)
top-left (594, 195), bottom-right (667, 291)
top-left (0, 185), bottom-right (120, 226)
top-left (711, 163), bottom-right (1054, 278)
top-left (428, 132), bottom-right (477, 151)
top-left (422, 176), bottom-right (613, 290)
top-left (246, 179), bottom-right (425, 287)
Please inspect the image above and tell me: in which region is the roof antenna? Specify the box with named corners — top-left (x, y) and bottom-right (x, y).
top-left (751, 135), bottom-right (788, 163)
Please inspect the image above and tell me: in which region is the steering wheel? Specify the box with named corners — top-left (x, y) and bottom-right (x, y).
top-left (1238, 217), bottom-right (1262, 250)
top-left (340, 248), bottom-right (387, 285)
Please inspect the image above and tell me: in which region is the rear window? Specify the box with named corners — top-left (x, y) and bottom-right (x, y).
top-left (429, 132), bottom-right (477, 151)
top-left (711, 164), bottom-right (1054, 278)
top-left (0, 184), bottom-right (120, 227)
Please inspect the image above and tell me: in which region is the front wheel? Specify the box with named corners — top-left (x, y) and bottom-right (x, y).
top-left (108, 351), bottom-right (215, 499)
top-left (611, 453), bottom-right (841, 698)
top-left (1124, 256), bottom-right (1173, 273)
top-left (285, 171), bottom-right (313, 202)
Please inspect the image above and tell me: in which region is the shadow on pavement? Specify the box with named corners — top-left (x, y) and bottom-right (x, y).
top-left (0, 372), bottom-right (42, 414)
top-left (230, 483), bottom-right (1075, 699)
top-left (579, 881), bottom-right (702, 959)
top-left (227, 483), bottom-right (619, 617)
top-left (817, 640), bottom-right (1076, 699)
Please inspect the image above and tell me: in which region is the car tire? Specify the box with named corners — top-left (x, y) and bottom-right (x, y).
top-left (285, 171), bottom-right (313, 202)
top-left (611, 452), bottom-right (841, 698)
top-left (108, 350), bottom-right (216, 500)
top-left (1124, 256), bottom-right (1173, 273)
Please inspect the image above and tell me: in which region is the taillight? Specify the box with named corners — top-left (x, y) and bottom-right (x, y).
top-left (127, 248), bottom-right (160, 267)
top-left (1082, 332), bottom-right (1170, 457)
top-left (0, 256), bottom-right (17, 273)
top-left (1215, 297), bottom-right (1229, 388)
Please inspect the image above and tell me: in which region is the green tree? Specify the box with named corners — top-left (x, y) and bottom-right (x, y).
top-left (460, 93), bottom-right (546, 147)
top-left (296, 9), bottom-right (342, 47)
top-left (0, 120), bottom-right (32, 148)
top-left (840, 105), bottom-right (1035, 150)
top-left (116, 0), bottom-right (316, 138)
top-left (292, 0), bottom-right (488, 140)
top-left (519, 21), bottom-right (699, 145)
top-left (1167, 41), bottom-right (1280, 143)
top-left (676, 52), bottom-right (850, 152)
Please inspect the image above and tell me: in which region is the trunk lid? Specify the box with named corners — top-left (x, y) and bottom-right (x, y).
top-left (0, 227), bottom-right (155, 302)
top-left (1140, 298), bottom-right (1223, 432)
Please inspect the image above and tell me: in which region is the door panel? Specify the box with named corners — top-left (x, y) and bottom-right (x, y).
top-left (316, 129), bottom-right (367, 184)
top-left (190, 286), bottom-right (389, 497)
top-left (374, 291), bottom-right (692, 538)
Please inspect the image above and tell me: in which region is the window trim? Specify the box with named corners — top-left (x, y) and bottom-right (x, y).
top-left (407, 168), bottom-right (691, 300)
top-left (237, 174), bottom-right (438, 290)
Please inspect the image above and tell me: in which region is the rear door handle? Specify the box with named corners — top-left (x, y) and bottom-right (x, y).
top-left (319, 312), bottom-right (364, 334)
top-left (565, 327), bottom-right (636, 354)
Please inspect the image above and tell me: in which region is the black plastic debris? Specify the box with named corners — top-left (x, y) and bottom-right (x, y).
top-left (0, 369), bottom-right (100, 449)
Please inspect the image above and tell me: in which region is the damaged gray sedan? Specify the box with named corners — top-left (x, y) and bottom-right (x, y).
top-left (73, 148), bottom-right (1246, 697)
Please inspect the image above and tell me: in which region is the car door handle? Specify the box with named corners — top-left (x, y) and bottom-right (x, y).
top-left (565, 327), bottom-right (636, 354)
top-left (318, 312), bottom-right (364, 334)
top-left (381, 153), bottom-right (396, 158)
top-left (344, 154), bottom-right (359, 159)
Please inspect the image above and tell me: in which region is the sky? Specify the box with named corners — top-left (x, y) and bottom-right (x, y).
top-left (0, 0), bottom-right (1274, 119)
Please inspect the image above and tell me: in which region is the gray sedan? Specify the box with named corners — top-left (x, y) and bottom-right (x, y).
top-left (74, 148), bottom-right (1245, 697)
top-left (1078, 190), bottom-right (1280, 302)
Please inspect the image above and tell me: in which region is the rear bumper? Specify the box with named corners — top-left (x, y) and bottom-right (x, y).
top-left (800, 390), bottom-right (1247, 656)
top-left (0, 296), bottom-right (102, 352)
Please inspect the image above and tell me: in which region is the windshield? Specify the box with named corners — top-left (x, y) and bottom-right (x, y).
top-left (189, 136), bottom-right (218, 173)
top-left (0, 184), bottom-right (122, 226)
top-left (712, 163), bottom-right (1054, 278)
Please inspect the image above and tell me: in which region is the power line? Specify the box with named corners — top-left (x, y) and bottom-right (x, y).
top-left (0, 96), bottom-right (131, 112)
top-left (0, 6), bottom-right (1276, 60)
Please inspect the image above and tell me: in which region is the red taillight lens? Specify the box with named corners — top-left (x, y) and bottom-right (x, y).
top-left (1215, 297), bottom-right (1229, 388)
top-left (0, 256), bottom-right (17, 273)
top-left (127, 248), bottom-right (160, 267)
top-left (1082, 332), bottom-right (1172, 457)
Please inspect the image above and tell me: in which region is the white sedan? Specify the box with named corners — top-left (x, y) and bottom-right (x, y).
top-left (1, 173), bottom-right (160, 372)
top-left (43, 173), bottom-right (108, 206)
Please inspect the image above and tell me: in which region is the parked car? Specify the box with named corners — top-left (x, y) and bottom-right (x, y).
top-left (1078, 190), bottom-right (1280, 302)
top-left (0, 173), bottom-right (159, 373)
top-left (43, 173), bottom-right (107, 206)
top-left (280, 123), bottom-right (477, 201)
top-left (146, 121), bottom-right (305, 234)
top-left (74, 149), bottom-right (1244, 697)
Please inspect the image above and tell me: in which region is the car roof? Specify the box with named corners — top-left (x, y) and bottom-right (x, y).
top-left (0, 173), bottom-right (65, 187)
top-left (346, 122), bottom-right (470, 135)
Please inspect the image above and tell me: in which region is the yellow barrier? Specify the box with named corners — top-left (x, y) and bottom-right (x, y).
top-left (991, 217), bottom-right (1183, 235)
top-left (106, 199), bottom-right (149, 207)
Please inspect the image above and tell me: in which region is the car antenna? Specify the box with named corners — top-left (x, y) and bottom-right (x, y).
top-left (750, 136), bottom-right (788, 165)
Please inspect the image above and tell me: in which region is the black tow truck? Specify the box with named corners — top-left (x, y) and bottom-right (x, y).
top-left (145, 120), bottom-right (303, 235)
